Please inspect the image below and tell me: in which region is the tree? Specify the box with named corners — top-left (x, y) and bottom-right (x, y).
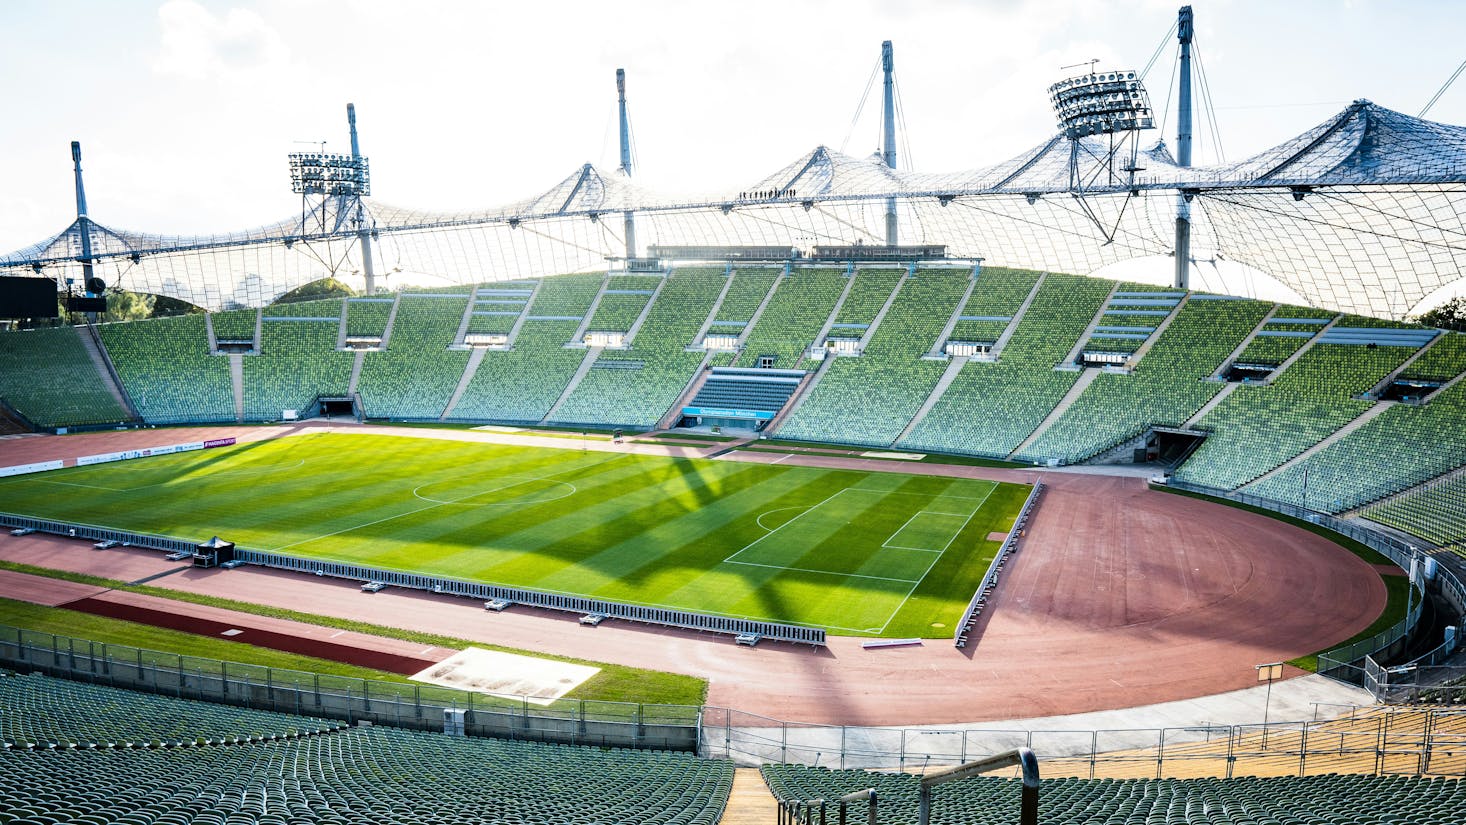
top-left (273, 277), bottom-right (354, 304)
top-left (102, 290), bottom-right (155, 323)
top-left (1416, 296), bottom-right (1466, 332)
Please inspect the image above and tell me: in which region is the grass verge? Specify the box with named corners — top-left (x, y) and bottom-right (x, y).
top-left (0, 559), bottom-right (707, 706)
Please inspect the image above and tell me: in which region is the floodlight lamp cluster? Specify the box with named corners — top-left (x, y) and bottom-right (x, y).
top-left (288, 152), bottom-right (371, 197)
top-left (1048, 70), bottom-right (1154, 138)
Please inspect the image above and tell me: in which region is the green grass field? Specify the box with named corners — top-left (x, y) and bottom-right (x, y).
top-left (0, 433), bottom-right (1029, 637)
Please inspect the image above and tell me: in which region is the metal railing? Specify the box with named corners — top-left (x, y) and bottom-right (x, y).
top-left (701, 706), bottom-right (1466, 777)
top-left (1156, 480), bottom-right (1466, 686)
top-left (0, 625), bottom-right (701, 752)
top-left (955, 482), bottom-right (1044, 648)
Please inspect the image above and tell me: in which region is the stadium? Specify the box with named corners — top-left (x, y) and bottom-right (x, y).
top-left (1, 3), bottom-right (1465, 824)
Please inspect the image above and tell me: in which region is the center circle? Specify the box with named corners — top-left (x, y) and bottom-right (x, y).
top-left (413, 476), bottom-right (577, 507)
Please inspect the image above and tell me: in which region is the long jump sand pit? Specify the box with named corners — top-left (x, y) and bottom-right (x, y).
top-left (410, 647), bottom-right (600, 705)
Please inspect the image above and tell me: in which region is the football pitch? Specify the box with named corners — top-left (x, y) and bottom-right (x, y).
top-left (0, 433), bottom-right (1030, 636)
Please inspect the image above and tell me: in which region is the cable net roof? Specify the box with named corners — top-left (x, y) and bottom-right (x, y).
top-left (3, 101), bottom-right (1464, 315)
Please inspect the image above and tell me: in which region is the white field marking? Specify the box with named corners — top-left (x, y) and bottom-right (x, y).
top-left (328, 630), bottom-right (347, 639)
top-left (881, 507), bottom-right (980, 553)
top-left (754, 505), bottom-right (807, 532)
top-left (268, 453), bottom-right (621, 554)
top-left (722, 488), bottom-right (853, 564)
top-left (877, 482), bottom-right (997, 634)
top-left (412, 477), bottom-right (577, 507)
top-left (22, 457), bottom-right (308, 495)
top-left (723, 559), bottom-right (921, 584)
top-left (845, 488), bottom-right (995, 501)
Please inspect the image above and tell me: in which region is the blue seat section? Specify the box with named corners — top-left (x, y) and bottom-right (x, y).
top-left (0, 326), bottom-right (130, 427)
top-left (99, 314), bottom-right (235, 424)
top-left (690, 368), bottom-right (803, 414)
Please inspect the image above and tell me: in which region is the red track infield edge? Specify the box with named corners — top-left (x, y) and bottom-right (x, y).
top-left (0, 424), bottom-right (1386, 726)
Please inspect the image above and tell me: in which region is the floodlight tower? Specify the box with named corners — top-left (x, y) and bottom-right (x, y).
top-left (286, 105), bottom-right (373, 291)
top-left (1048, 67), bottom-right (1155, 242)
top-left (1173, 5), bottom-right (1194, 290)
top-left (617, 68), bottom-right (637, 261)
top-left (881, 40), bottom-right (898, 246)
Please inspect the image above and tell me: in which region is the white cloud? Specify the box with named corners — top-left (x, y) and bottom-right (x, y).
top-left (152, 0), bottom-right (288, 80)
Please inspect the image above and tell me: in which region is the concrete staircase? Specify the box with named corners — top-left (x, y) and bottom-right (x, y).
top-left (895, 355), bottom-right (969, 444)
top-left (1008, 367), bottom-right (1103, 460)
top-left (542, 346), bottom-right (602, 423)
top-left (228, 353), bottom-right (245, 422)
top-left (440, 347), bottom-right (488, 420)
top-left (717, 769), bottom-right (780, 825)
top-left (75, 324), bottom-right (139, 419)
top-left (1242, 401), bottom-right (1396, 488)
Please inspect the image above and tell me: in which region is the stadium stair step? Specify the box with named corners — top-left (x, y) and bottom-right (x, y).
top-left (1007, 365), bottom-right (1103, 460)
top-left (1346, 461), bottom-right (1466, 519)
top-left (228, 353), bottom-right (244, 423)
top-left (569, 274), bottom-right (613, 345)
top-left (1125, 292), bottom-right (1191, 366)
top-left (1242, 400), bottom-right (1395, 490)
top-left (621, 274), bottom-right (668, 346)
top-left (78, 323), bottom-right (140, 420)
top-left (541, 345), bottom-right (603, 423)
top-left (1212, 304), bottom-right (1281, 377)
top-left (440, 347), bottom-right (488, 420)
top-left (895, 354), bottom-right (969, 443)
top-left (1261, 314), bottom-right (1342, 382)
top-left (923, 265), bottom-right (981, 357)
top-left (1062, 281), bottom-right (1122, 366)
top-left (498, 278), bottom-right (544, 348)
top-left (733, 266), bottom-right (786, 351)
top-left (807, 269), bottom-right (861, 360)
top-left (988, 272), bottom-right (1047, 360)
top-left (335, 300), bottom-right (349, 349)
top-left (765, 357), bottom-right (833, 436)
top-left (377, 293), bottom-right (403, 349)
top-left (851, 272), bottom-right (909, 352)
top-left (1183, 380), bottom-right (1239, 427)
top-left (657, 360), bottom-right (715, 430)
top-left (203, 311), bottom-right (218, 354)
top-left (718, 768), bottom-right (782, 825)
top-left (688, 268), bottom-right (737, 349)
top-left (347, 350), bottom-right (365, 395)
top-left (1365, 330), bottom-right (1447, 397)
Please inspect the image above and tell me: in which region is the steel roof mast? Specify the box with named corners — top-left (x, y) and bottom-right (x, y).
top-left (347, 104), bottom-right (377, 295)
top-left (1173, 5), bottom-right (1194, 290)
top-left (881, 40), bottom-right (898, 246)
top-left (618, 68), bottom-right (637, 261)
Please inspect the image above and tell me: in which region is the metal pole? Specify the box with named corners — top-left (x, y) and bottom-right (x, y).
top-left (347, 104), bottom-right (377, 295)
top-left (881, 41), bottom-right (898, 246)
top-left (1172, 5), bottom-right (1194, 289)
top-left (617, 69), bottom-right (637, 261)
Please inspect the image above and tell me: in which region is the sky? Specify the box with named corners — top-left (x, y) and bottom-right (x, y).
top-left (1, 0), bottom-right (1464, 301)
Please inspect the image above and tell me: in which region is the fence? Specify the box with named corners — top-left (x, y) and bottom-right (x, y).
top-left (0, 625), bottom-right (701, 752)
top-left (236, 549), bottom-right (826, 645)
top-left (954, 482), bottom-right (1044, 648)
top-left (0, 512), bottom-right (196, 555)
top-left (699, 706), bottom-right (1466, 777)
top-left (1158, 480), bottom-right (1466, 687)
top-left (0, 511), bottom-right (824, 646)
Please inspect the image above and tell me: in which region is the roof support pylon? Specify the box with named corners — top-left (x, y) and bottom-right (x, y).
top-left (1173, 6), bottom-right (1194, 290)
top-left (618, 68), bottom-right (637, 261)
top-left (348, 103), bottom-right (377, 295)
top-left (881, 41), bottom-right (898, 246)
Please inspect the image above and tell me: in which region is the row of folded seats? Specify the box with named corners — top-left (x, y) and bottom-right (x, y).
top-left (0, 673), bottom-right (733, 825)
top-left (761, 763), bottom-right (1466, 825)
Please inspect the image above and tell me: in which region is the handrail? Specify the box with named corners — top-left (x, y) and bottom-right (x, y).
top-left (919, 748), bottom-right (1039, 825)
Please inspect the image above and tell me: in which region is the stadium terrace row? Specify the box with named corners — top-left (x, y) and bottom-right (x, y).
top-left (1, 266), bottom-right (1463, 551)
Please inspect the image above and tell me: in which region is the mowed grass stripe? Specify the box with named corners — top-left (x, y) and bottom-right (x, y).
top-left (0, 433), bottom-right (1030, 637)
